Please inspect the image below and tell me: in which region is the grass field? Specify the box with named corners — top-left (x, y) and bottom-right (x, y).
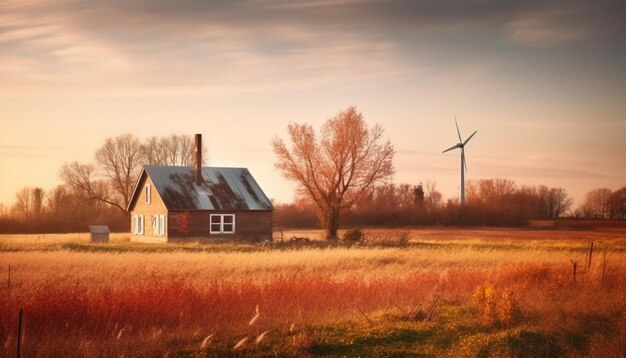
top-left (1, 228), bottom-right (625, 357)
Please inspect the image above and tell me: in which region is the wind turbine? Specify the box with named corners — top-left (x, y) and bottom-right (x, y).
top-left (442, 118), bottom-right (477, 205)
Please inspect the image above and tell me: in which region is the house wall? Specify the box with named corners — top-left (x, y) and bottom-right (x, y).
top-left (129, 174), bottom-right (169, 243)
top-left (235, 211), bottom-right (273, 240)
top-left (168, 210), bottom-right (273, 241)
top-left (168, 211), bottom-right (209, 238)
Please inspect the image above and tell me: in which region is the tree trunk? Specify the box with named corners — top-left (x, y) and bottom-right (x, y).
top-left (324, 207), bottom-right (340, 241)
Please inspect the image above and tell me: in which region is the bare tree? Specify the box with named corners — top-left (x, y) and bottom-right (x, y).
top-left (396, 184), bottom-right (416, 210)
top-left (548, 187), bottom-right (572, 218)
top-left (467, 179), bottom-right (517, 214)
top-left (141, 134), bottom-right (205, 166)
top-left (141, 136), bottom-right (169, 165)
top-left (538, 186), bottom-right (573, 218)
top-left (414, 183), bottom-right (425, 209)
top-left (608, 187), bottom-right (626, 219)
top-left (60, 162), bottom-right (120, 211)
top-left (13, 187), bottom-right (33, 219)
top-left (12, 187), bottom-right (45, 220)
top-left (95, 134), bottom-right (143, 210)
top-left (32, 187), bottom-right (45, 218)
top-left (424, 181), bottom-right (442, 214)
top-left (273, 106), bottom-right (394, 240)
top-left (47, 185), bottom-right (71, 220)
top-left (579, 188), bottom-right (613, 219)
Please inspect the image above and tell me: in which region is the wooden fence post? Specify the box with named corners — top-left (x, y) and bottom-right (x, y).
top-left (16, 308), bottom-right (23, 358)
top-left (7, 264), bottom-right (10, 301)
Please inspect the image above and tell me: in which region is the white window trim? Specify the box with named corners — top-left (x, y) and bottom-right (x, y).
top-left (209, 214), bottom-right (235, 234)
top-left (145, 184), bottom-right (151, 204)
top-left (149, 214), bottom-right (166, 236)
top-left (152, 215), bottom-right (158, 235)
top-left (159, 214), bottom-right (165, 236)
top-left (138, 215), bottom-right (144, 234)
top-left (133, 215), bottom-right (145, 235)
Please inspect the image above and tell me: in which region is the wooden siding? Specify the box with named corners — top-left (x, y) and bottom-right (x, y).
top-left (168, 210), bottom-right (273, 241)
top-left (234, 211), bottom-right (273, 240)
top-left (129, 174), bottom-right (168, 243)
top-left (168, 211), bottom-right (209, 238)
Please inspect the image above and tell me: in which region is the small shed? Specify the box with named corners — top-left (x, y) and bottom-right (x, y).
top-left (88, 225), bottom-right (110, 243)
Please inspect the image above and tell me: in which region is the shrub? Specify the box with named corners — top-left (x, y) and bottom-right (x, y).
top-left (343, 229), bottom-right (366, 244)
top-left (473, 284), bottom-right (521, 326)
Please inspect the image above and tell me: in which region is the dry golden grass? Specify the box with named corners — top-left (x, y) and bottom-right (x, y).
top-left (1, 228), bottom-right (625, 356)
top-left (0, 232), bottom-right (130, 248)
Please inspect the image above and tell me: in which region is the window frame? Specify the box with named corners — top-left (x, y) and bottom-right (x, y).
top-left (150, 214), bottom-right (166, 236)
top-left (133, 215), bottom-right (144, 235)
top-left (159, 214), bottom-right (165, 236)
top-left (145, 184), bottom-right (151, 204)
top-left (152, 215), bottom-right (158, 235)
top-left (209, 214), bottom-right (235, 234)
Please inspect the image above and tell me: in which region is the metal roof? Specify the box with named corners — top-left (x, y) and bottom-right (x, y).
top-left (88, 225), bottom-right (110, 234)
top-left (144, 165), bottom-right (273, 211)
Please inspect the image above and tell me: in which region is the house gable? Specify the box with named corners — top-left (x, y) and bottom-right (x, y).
top-left (129, 173), bottom-right (169, 243)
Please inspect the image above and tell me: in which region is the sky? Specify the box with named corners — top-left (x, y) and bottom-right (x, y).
top-left (1, 0), bottom-right (625, 209)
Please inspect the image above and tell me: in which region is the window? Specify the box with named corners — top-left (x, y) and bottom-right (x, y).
top-left (152, 215), bottom-right (158, 235)
top-left (152, 214), bottom-right (166, 236)
top-left (145, 185), bottom-right (151, 204)
top-left (159, 214), bottom-right (165, 236)
top-left (133, 215), bottom-right (144, 234)
top-left (210, 214), bottom-right (235, 234)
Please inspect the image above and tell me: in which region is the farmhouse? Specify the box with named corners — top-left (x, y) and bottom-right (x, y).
top-left (127, 135), bottom-right (273, 243)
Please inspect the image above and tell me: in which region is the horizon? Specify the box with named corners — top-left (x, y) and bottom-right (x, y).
top-left (1, 0), bottom-right (625, 210)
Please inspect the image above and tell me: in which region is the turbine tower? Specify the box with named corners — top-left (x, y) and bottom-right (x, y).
top-left (442, 118), bottom-right (477, 205)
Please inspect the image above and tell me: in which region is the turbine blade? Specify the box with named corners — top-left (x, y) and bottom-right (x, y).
top-left (442, 144), bottom-right (460, 153)
top-left (463, 131), bottom-right (477, 146)
top-left (454, 117), bottom-right (463, 143)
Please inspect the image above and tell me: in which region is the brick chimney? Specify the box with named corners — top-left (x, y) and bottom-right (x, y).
top-left (194, 133), bottom-right (202, 185)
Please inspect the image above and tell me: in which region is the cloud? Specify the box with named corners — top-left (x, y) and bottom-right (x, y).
top-left (479, 163), bottom-right (607, 179)
top-left (0, 0), bottom-right (623, 94)
top-left (261, 0), bottom-right (386, 10)
top-left (506, 10), bottom-right (586, 47)
top-left (0, 0), bottom-right (420, 93)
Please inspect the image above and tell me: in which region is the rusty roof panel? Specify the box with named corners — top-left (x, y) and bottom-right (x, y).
top-left (145, 165), bottom-right (273, 211)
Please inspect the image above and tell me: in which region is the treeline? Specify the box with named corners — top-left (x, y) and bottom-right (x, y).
top-left (0, 186), bottom-right (127, 233)
top-left (1, 131), bottom-right (624, 233)
top-left (275, 180), bottom-right (626, 228)
top-left (576, 187), bottom-right (626, 219)
top-left (0, 134), bottom-right (202, 233)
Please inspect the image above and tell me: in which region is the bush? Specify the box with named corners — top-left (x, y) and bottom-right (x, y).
top-left (343, 228), bottom-right (366, 244)
top-left (473, 284), bottom-right (521, 326)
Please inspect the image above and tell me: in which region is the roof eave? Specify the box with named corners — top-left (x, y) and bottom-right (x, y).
top-left (127, 167), bottom-right (147, 212)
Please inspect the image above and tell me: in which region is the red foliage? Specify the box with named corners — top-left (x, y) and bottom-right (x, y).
top-left (1, 264), bottom-right (623, 356)
top-left (0, 272), bottom-right (446, 356)
top-left (177, 211), bottom-right (191, 237)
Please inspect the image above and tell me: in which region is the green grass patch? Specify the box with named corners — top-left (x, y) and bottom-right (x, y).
top-left (58, 242), bottom-right (262, 253)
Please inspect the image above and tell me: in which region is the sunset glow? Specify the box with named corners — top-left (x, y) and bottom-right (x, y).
top-left (1, 0), bottom-right (624, 207)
